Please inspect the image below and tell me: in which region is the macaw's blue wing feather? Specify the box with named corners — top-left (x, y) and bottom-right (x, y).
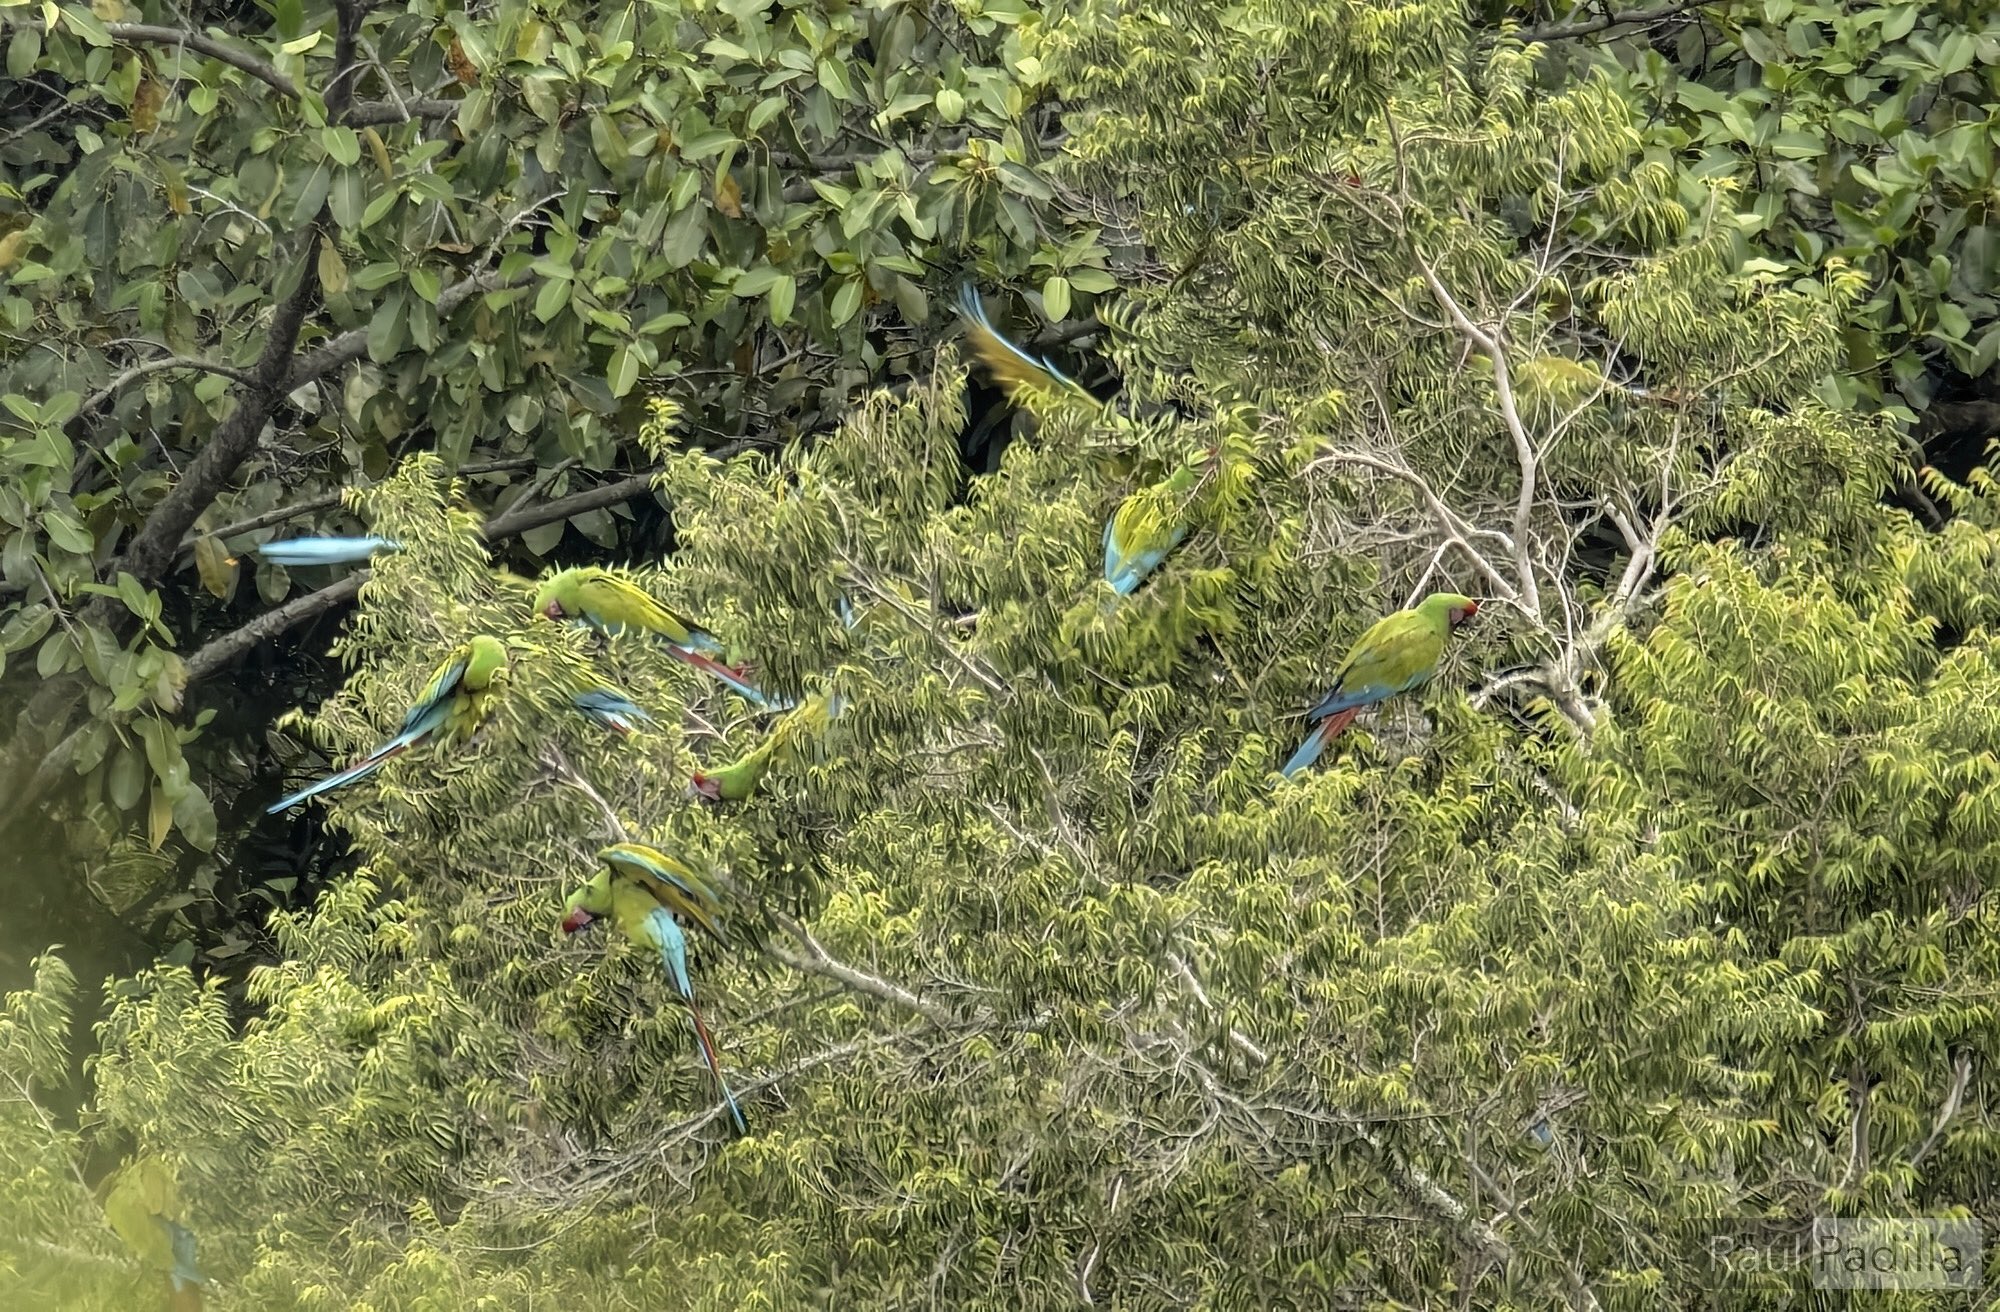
top-left (400, 648), bottom-right (474, 737)
top-left (571, 688), bottom-right (653, 737)
top-left (1103, 519), bottom-right (1189, 596)
top-left (1304, 677), bottom-right (1415, 721)
top-left (836, 595), bottom-right (859, 631)
top-left (252, 536), bottom-right (402, 567)
top-left (647, 907), bottom-right (747, 1135)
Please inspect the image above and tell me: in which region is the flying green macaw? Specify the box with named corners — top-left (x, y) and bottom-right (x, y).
top-left (957, 285), bottom-right (1099, 408)
top-left (1103, 447), bottom-right (1214, 595)
top-left (101, 1155), bottom-right (205, 1311)
top-left (562, 843), bottom-right (747, 1134)
top-left (688, 692), bottom-right (848, 803)
top-left (532, 566), bottom-right (785, 710)
top-left (243, 535), bottom-right (402, 567)
top-left (570, 686), bottom-right (653, 738)
top-left (266, 634), bottom-right (509, 813)
top-left (1282, 592), bottom-right (1480, 777)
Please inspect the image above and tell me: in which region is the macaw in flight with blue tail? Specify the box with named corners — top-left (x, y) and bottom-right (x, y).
top-left (101, 1155), bottom-right (205, 1312)
top-left (562, 843), bottom-right (748, 1135)
top-left (1282, 592), bottom-right (1480, 777)
top-left (532, 566), bottom-right (788, 711)
top-left (240, 536), bottom-right (403, 567)
top-left (267, 634), bottom-right (508, 812)
top-left (956, 285), bottom-right (1100, 408)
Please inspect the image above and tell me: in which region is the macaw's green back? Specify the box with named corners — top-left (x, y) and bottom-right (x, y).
top-left (532, 567), bottom-right (713, 650)
top-left (599, 842), bottom-right (728, 944)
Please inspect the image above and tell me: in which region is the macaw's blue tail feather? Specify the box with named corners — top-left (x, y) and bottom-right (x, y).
top-left (837, 595), bottom-right (859, 630)
top-left (162, 1218), bottom-right (204, 1290)
top-left (1280, 708), bottom-right (1360, 778)
top-left (252, 535), bottom-right (402, 567)
top-left (687, 1001), bottom-right (748, 1136)
top-left (265, 729), bottom-right (425, 813)
top-left (670, 647), bottom-right (789, 711)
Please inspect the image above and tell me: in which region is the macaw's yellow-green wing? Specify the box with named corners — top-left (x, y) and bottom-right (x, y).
top-left (103, 1157), bottom-right (179, 1271)
top-left (957, 286), bottom-right (1098, 409)
top-left (599, 843), bottom-right (727, 944)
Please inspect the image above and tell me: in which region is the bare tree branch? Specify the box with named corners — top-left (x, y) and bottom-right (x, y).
top-left (764, 910), bottom-right (958, 1026)
top-left (80, 355), bottom-right (260, 418)
top-left (284, 269), bottom-right (525, 389)
top-left (1511, 1), bottom-right (1711, 44)
top-left (98, 22), bottom-right (299, 97)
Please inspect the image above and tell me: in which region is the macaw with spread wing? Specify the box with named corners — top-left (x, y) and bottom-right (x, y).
top-left (102, 1155), bottom-right (205, 1311)
top-left (1281, 592), bottom-right (1479, 777)
top-left (562, 843), bottom-right (747, 1134)
top-left (266, 634), bottom-right (509, 813)
top-left (570, 686), bottom-right (654, 738)
top-left (957, 285), bottom-right (1100, 408)
top-left (532, 566), bottom-right (784, 710)
top-left (244, 535), bottom-right (402, 567)
top-left (1103, 447), bottom-right (1213, 594)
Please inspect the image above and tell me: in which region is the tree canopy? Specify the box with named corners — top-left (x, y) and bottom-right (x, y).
top-left (5, 0), bottom-right (2000, 1308)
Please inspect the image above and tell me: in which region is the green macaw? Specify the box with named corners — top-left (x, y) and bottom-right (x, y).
top-left (562, 843), bottom-right (747, 1134)
top-left (531, 566), bottom-right (784, 709)
top-left (1282, 592), bottom-right (1481, 777)
top-left (267, 634), bottom-right (509, 813)
top-left (689, 691), bottom-right (848, 803)
top-left (1103, 446), bottom-right (1214, 594)
top-left (101, 1155), bottom-right (204, 1311)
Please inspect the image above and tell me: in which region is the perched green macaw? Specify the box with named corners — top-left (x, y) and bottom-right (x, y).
top-left (1103, 447), bottom-right (1213, 595)
top-left (689, 692), bottom-right (848, 803)
top-left (569, 686), bottom-right (653, 738)
top-left (957, 286), bottom-right (1099, 407)
top-left (1282, 592), bottom-right (1480, 777)
top-left (688, 736), bottom-right (776, 803)
top-left (532, 566), bottom-right (784, 709)
top-left (243, 535), bottom-right (402, 567)
top-left (266, 635), bottom-right (509, 813)
top-left (102, 1155), bottom-right (204, 1311)
top-left (562, 843), bottom-right (747, 1134)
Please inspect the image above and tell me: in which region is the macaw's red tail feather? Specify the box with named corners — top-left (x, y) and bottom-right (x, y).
top-left (1280, 708), bottom-right (1360, 778)
top-left (686, 1001), bottom-right (748, 1135)
top-left (668, 646), bottom-right (782, 710)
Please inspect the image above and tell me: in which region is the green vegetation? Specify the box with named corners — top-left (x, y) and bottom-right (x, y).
top-left (4, 0), bottom-right (2000, 1307)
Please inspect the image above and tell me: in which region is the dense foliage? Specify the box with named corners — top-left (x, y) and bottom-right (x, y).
top-left (5, 0), bottom-right (2000, 1308)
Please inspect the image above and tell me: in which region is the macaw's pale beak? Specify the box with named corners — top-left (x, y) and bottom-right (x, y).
top-left (560, 908), bottom-right (595, 934)
top-left (542, 599), bottom-right (566, 621)
top-left (688, 772), bottom-right (721, 802)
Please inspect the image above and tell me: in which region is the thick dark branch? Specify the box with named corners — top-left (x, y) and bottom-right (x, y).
top-left (184, 574), bottom-right (365, 683)
top-left (1511, 0), bottom-right (1710, 42)
top-left (346, 98), bottom-right (460, 127)
top-left (285, 270), bottom-right (523, 389)
top-left (115, 248), bottom-right (324, 589)
top-left (479, 470), bottom-right (662, 541)
top-left (100, 22), bottom-right (300, 97)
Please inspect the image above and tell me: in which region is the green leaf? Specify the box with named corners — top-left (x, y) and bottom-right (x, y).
top-left (321, 125), bottom-right (361, 166)
top-left (534, 276), bottom-right (572, 323)
top-left (769, 273), bottom-right (797, 326)
top-left (830, 278), bottom-right (862, 328)
top-left (107, 745), bottom-right (144, 811)
top-left (1042, 275), bottom-right (1072, 323)
top-left (43, 510), bottom-right (93, 555)
top-left (607, 344), bottom-right (641, 398)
